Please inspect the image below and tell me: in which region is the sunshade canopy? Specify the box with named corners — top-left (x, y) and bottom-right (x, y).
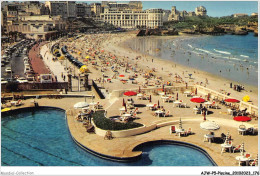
top-left (190, 98), bottom-right (205, 103)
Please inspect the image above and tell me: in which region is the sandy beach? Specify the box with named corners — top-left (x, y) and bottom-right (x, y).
top-left (101, 32), bottom-right (258, 106)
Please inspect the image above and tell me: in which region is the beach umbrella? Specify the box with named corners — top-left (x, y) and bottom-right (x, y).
top-left (241, 142), bottom-right (245, 156)
top-left (85, 56), bottom-right (90, 59)
top-left (149, 95), bottom-right (152, 103)
top-left (179, 118), bottom-right (182, 129)
top-left (225, 131), bottom-right (230, 144)
top-left (233, 116), bottom-right (251, 122)
top-left (200, 121), bottom-right (220, 131)
top-left (119, 74), bottom-right (125, 77)
top-left (124, 91), bottom-right (137, 96)
top-left (190, 98), bottom-right (205, 103)
top-left (74, 102), bottom-right (89, 109)
top-left (176, 93), bottom-right (178, 100)
top-left (242, 95), bottom-right (250, 102)
top-left (224, 99), bottom-right (240, 103)
top-left (1, 108), bottom-right (11, 112)
top-left (79, 65), bottom-right (88, 73)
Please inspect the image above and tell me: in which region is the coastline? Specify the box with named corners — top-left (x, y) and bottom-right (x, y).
top-left (102, 32), bottom-right (258, 106)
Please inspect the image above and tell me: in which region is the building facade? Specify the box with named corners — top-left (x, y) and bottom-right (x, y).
top-left (45, 1), bottom-right (76, 19)
top-left (100, 8), bottom-right (163, 29)
top-left (195, 6), bottom-right (207, 16)
top-left (6, 15), bottom-right (66, 40)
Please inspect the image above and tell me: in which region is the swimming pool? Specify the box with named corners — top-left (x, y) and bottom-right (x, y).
top-left (1, 107), bottom-right (215, 166)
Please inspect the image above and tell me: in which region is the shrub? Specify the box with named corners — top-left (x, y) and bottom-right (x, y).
top-left (93, 110), bottom-right (143, 131)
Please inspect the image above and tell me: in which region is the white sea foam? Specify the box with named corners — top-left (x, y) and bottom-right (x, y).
top-left (214, 49), bottom-right (231, 55)
top-left (188, 44), bottom-right (193, 48)
top-left (195, 48), bottom-right (214, 55)
top-left (240, 55), bottom-right (249, 58)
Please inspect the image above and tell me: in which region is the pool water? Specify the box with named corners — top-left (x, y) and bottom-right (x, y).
top-left (1, 108), bottom-right (214, 166)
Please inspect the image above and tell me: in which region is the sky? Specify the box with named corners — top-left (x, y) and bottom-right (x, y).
top-left (83, 1), bottom-right (258, 17)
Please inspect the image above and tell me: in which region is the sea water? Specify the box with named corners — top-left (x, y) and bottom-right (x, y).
top-left (124, 33), bottom-right (258, 86)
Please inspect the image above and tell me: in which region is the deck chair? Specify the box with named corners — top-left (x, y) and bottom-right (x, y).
top-left (164, 110), bottom-right (170, 117)
top-left (250, 158), bottom-right (258, 166)
top-left (233, 145), bottom-right (241, 153)
top-left (170, 126), bottom-right (176, 134)
top-left (187, 128), bottom-right (192, 135)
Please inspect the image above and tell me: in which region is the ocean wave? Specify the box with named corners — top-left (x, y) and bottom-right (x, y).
top-left (214, 49), bottom-right (231, 55)
top-left (230, 57), bottom-right (242, 61)
top-left (188, 44), bottom-right (193, 48)
top-left (240, 55), bottom-right (249, 58)
top-left (195, 48), bottom-right (214, 55)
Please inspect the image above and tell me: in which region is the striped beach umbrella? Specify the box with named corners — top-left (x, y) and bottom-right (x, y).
top-left (225, 131), bottom-right (230, 144)
top-left (179, 118), bottom-right (182, 129)
top-left (241, 142), bottom-right (245, 156)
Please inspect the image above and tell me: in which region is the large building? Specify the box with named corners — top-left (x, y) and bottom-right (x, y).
top-left (100, 8), bottom-right (164, 29)
top-left (6, 15), bottom-right (66, 40)
top-left (195, 6), bottom-right (207, 16)
top-left (91, 3), bottom-right (102, 16)
top-left (45, 1), bottom-right (76, 18)
top-left (169, 6), bottom-right (206, 21)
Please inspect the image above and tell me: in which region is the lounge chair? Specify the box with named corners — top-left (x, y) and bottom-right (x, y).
top-left (233, 145), bottom-right (241, 153)
top-left (170, 125), bottom-right (176, 134)
top-left (250, 158), bottom-right (258, 166)
top-left (187, 128), bottom-right (192, 135)
top-left (164, 110), bottom-right (170, 117)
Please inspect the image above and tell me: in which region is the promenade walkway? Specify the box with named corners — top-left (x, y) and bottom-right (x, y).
top-left (29, 42), bottom-right (50, 80)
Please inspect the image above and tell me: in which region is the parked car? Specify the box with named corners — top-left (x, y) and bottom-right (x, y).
top-left (5, 67), bottom-right (12, 73)
top-left (17, 77), bottom-right (28, 83)
top-left (26, 73), bottom-right (35, 81)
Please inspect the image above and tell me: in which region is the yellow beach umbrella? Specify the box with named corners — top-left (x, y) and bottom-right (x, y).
top-left (1, 108), bottom-right (11, 112)
top-left (78, 52), bottom-right (81, 55)
top-left (85, 56), bottom-right (90, 59)
top-left (242, 95), bottom-right (250, 102)
top-left (79, 65), bottom-right (89, 73)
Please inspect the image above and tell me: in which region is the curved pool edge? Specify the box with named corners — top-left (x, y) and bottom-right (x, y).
top-left (2, 106), bottom-right (218, 165)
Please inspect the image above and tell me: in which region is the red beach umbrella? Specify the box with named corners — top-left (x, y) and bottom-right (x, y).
top-left (119, 75), bottom-right (125, 77)
top-left (225, 99), bottom-right (240, 103)
top-left (124, 91), bottom-right (137, 96)
top-left (190, 98), bottom-right (206, 103)
top-left (233, 116), bottom-right (251, 122)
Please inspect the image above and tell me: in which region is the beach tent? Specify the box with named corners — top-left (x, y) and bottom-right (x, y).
top-left (74, 102), bottom-right (89, 109)
top-left (200, 121), bottom-right (220, 131)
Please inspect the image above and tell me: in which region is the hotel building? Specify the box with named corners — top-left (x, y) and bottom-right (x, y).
top-left (100, 8), bottom-right (164, 29)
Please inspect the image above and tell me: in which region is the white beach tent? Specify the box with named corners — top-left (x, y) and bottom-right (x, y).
top-left (74, 102), bottom-right (89, 109)
top-left (200, 121), bottom-right (220, 131)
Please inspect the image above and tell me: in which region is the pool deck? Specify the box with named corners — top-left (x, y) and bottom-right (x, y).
top-left (5, 94), bottom-right (258, 166)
